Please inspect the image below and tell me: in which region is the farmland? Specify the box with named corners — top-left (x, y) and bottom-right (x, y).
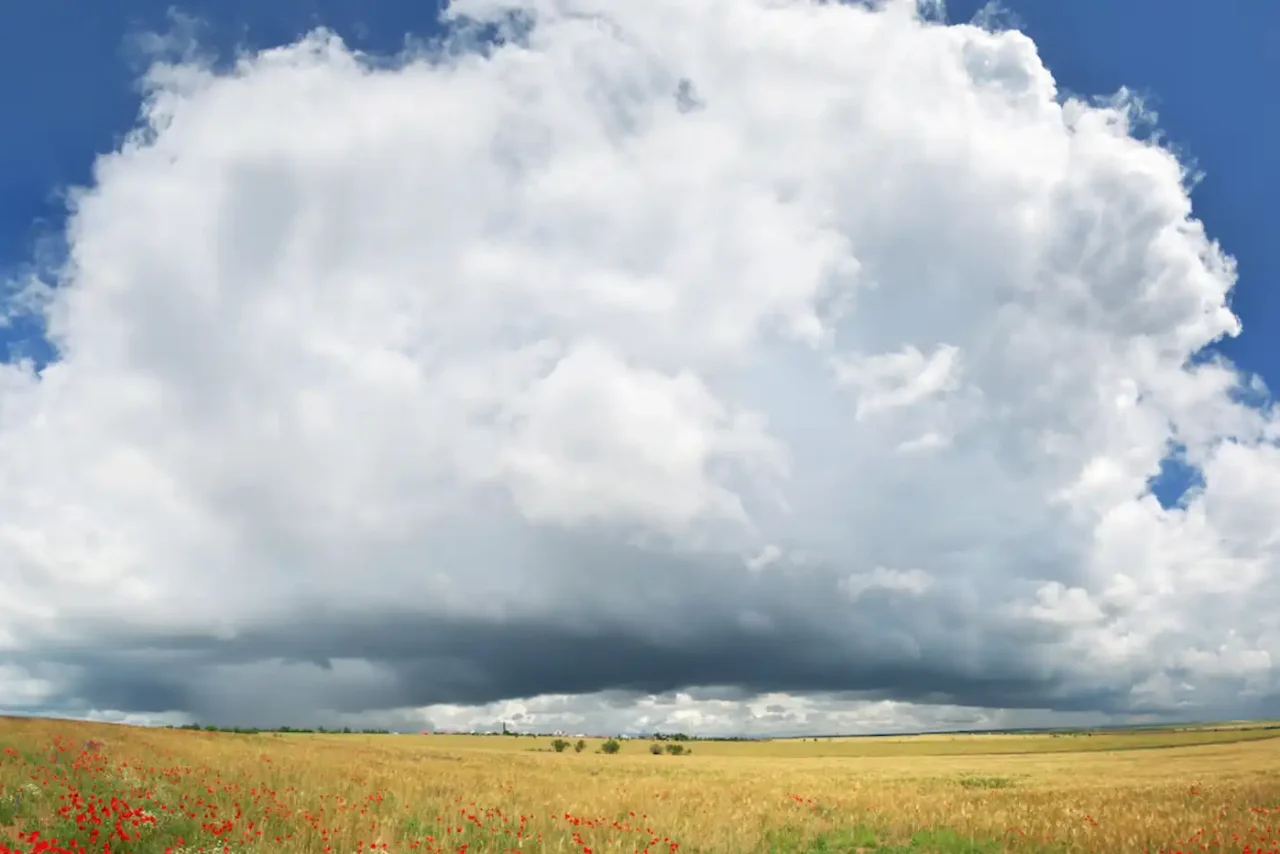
top-left (1, 716), bottom-right (1278, 854)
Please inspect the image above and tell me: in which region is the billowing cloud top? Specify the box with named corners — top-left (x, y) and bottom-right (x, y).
top-left (1, 0), bottom-right (1277, 734)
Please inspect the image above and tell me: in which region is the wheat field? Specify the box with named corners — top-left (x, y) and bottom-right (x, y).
top-left (1, 716), bottom-right (1277, 853)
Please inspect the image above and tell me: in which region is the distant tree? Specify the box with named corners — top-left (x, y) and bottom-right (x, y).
top-left (649, 743), bottom-right (664, 755)
top-left (664, 744), bottom-right (685, 755)
top-left (574, 740), bottom-right (586, 753)
top-left (601, 738), bottom-right (621, 754)
top-left (552, 739), bottom-right (570, 753)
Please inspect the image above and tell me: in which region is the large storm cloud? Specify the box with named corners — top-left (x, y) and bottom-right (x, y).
top-left (1, 0), bottom-right (1277, 735)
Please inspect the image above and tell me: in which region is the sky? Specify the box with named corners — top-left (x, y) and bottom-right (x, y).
top-left (0, 0), bottom-right (1277, 738)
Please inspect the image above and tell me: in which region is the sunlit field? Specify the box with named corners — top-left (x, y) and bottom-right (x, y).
top-left (2, 716), bottom-right (1278, 854)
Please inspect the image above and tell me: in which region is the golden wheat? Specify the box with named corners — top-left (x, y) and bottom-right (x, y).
top-left (1, 716), bottom-right (1276, 853)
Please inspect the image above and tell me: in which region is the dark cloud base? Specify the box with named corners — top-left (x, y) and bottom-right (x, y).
top-left (14, 605), bottom-right (1137, 728)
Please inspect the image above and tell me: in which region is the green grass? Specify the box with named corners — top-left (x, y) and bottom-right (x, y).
top-left (956, 774), bottom-right (1018, 789)
top-left (764, 824), bottom-right (1005, 853)
top-left (0, 793), bottom-right (20, 826)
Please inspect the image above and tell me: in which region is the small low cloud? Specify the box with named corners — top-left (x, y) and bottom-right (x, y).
top-left (840, 567), bottom-right (934, 601)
